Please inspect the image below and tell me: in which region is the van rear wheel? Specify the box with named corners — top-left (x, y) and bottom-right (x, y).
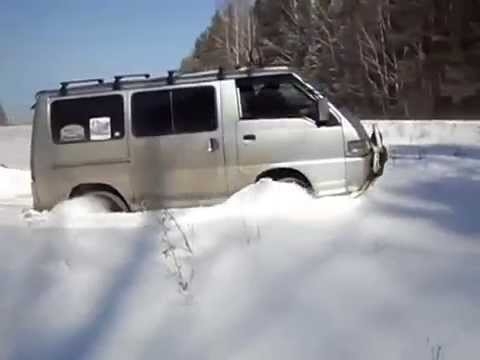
top-left (71, 191), bottom-right (129, 213)
top-left (70, 185), bottom-right (130, 213)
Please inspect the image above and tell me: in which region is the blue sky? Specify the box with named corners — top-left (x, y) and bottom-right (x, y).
top-left (0, 0), bottom-right (217, 123)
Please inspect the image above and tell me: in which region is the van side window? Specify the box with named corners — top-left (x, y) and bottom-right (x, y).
top-left (132, 86), bottom-right (217, 137)
top-left (51, 95), bottom-right (124, 144)
top-left (132, 90), bottom-right (172, 137)
top-left (172, 87), bottom-right (217, 133)
top-left (237, 76), bottom-right (317, 120)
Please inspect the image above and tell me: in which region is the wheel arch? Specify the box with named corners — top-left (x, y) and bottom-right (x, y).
top-left (69, 183), bottom-right (131, 211)
top-left (255, 167), bottom-right (313, 189)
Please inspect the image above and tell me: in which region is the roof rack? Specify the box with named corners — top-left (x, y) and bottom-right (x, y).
top-left (167, 70), bottom-right (176, 85)
top-left (218, 66), bottom-right (226, 80)
top-left (113, 73), bottom-right (150, 90)
top-left (59, 78), bottom-right (104, 96)
top-left (234, 65), bottom-right (290, 75)
top-left (165, 67), bottom-right (227, 85)
top-left (51, 66), bottom-right (296, 97)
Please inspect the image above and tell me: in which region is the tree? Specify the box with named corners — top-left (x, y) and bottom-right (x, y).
top-left (181, 0), bottom-right (480, 119)
top-left (180, 0), bottom-right (258, 71)
top-left (0, 103), bottom-right (7, 126)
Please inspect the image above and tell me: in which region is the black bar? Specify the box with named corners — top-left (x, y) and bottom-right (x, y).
top-left (59, 78), bottom-right (104, 96)
top-left (167, 70), bottom-right (176, 85)
top-left (113, 73), bottom-right (150, 90)
top-left (217, 66), bottom-right (225, 80)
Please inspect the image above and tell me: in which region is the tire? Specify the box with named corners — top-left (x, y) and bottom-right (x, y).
top-left (84, 191), bottom-right (129, 212)
top-left (276, 176), bottom-right (313, 193)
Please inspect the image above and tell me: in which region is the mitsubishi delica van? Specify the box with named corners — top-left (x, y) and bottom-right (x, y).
top-left (31, 67), bottom-right (387, 211)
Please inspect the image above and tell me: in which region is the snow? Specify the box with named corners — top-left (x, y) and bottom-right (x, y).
top-left (0, 167), bottom-right (30, 199)
top-left (0, 125), bottom-right (31, 170)
top-left (363, 119), bottom-right (480, 146)
top-left (1, 124), bottom-right (480, 360)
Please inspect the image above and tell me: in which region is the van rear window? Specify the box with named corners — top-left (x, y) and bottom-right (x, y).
top-left (132, 90), bottom-right (172, 137)
top-left (172, 87), bottom-right (217, 134)
top-left (50, 95), bottom-right (124, 144)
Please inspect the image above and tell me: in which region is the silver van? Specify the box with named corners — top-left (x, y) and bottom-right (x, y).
top-left (31, 67), bottom-right (387, 211)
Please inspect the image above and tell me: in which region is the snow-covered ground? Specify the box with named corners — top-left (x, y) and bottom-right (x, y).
top-left (364, 120), bottom-right (480, 146)
top-left (0, 125), bottom-right (31, 170)
top-left (1, 124), bottom-right (480, 360)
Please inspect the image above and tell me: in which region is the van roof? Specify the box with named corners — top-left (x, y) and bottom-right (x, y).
top-left (36, 66), bottom-right (298, 98)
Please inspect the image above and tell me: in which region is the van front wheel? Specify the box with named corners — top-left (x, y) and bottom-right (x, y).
top-left (89, 191), bottom-right (130, 212)
top-left (277, 177), bottom-right (311, 191)
top-left (257, 169), bottom-right (313, 194)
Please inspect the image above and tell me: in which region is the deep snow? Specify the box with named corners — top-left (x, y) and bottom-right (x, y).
top-left (1, 124), bottom-right (480, 360)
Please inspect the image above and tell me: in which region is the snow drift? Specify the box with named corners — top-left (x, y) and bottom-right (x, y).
top-left (1, 153), bottom-right (480, 360)
top-left (1, 123), bottom-right (480, 360)
top-left (0, 125), bottom-right (31, 170)
top-left (0, 167), bottom-right (30, 199)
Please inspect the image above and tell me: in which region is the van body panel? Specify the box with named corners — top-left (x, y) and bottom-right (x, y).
top-left (331, 104), bottom-right (374, 189)
top-left (234, 119), bottom-right (346, 195)
top-left (219, 80), bottom-right (243, 194)
top-left (31, 93), bottom-right (134, 209)
top-left (32, 163), bottom-right (133, 210)
top-left (345, 156), bottom-right (373, 191)
top-left (129, 82), bottom-right (228, 209)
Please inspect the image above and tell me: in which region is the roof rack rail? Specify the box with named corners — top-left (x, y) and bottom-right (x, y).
top-left (167, 70), bottom-right (176, 85)
top-left (217, 66), bottom-right (226, 80)
top-left (234, 65), bottom-right (291, 75)
top-left (59, 78), bottom-right (104, 96)
top-left (171, 67), bottom-right (227, 82)
top-left (113, 73), bottom-right (150, 90)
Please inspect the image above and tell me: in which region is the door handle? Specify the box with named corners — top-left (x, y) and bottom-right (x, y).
top-left (243, 134), bottom-right (256, 141)
top-left (208, 138), bottom-right (219, 153)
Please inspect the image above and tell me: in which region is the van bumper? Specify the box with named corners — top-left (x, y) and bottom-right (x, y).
top-left (345, 155), bottom-right (373, 192)
top-left (346, 146), bottom-right (388, 192)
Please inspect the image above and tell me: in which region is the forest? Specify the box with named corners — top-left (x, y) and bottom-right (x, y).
top-left (181, 0), bottom-right (480, 119)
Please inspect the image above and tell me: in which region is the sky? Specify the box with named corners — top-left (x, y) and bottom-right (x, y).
top-left (0, 0), bottom-right (217, 123)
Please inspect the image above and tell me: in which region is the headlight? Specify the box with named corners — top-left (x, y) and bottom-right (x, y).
top-left (347, 139), bottom-right (371, 157)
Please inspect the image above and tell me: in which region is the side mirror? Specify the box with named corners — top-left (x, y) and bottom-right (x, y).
top-left (316, 98), bottom-right (330, 127)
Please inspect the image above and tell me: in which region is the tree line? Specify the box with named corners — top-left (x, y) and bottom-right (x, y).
top-left (181, 0), bottom-right (480, 119)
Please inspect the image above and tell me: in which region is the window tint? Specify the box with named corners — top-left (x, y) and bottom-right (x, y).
top-left (51, 95), bottom-right (124, 144)
top-left (172, 87), bottom-right (217, 133)
top-left (132, 86), bottom-right (217, 137)
top-left (132, 90), bottom-right (172, 137)
top-left (237, 76), bottom-right (317, 120)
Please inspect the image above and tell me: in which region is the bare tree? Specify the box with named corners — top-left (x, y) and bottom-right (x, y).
top-left (212, 0), bottom-right (259, 67)
top-left (183, 0), bottom-right (480, 118)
